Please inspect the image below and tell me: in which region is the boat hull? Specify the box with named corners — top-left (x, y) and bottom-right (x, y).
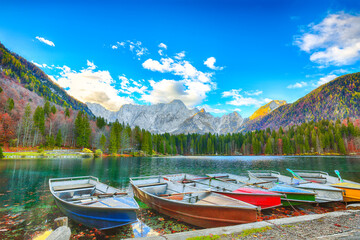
top-left (331, 183), bottom-right (360, 202)
top-left (54, 198), bottom-right (138, 230)
top-left (131, 185), bottom-right (258, 228)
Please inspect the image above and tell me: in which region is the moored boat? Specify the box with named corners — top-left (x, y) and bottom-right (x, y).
top-left (163, 173), bottom-right (282, 209)
top-left (209, 173), bottom-right (317, 206)
top-left (290, 170), bottom-right (360, 202)
top-left (130, 175), bottom-right (259, 228)
top-left (49, 176), bottom-right (139, 230)
top-left (248, 170), bottom-right (343, 203)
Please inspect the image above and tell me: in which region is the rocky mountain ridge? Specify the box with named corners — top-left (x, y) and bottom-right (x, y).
top-left (87, 100), bottom-right (246, 134)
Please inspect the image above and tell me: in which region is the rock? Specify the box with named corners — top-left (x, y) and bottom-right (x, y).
top-left (46, 226), bottom-right (71, 240)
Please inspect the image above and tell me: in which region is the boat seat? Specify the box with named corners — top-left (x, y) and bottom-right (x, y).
top-left (53, 183), bottom-right (95, 191)
top-left (136, 182), bottom-right (167, 188)
top-left (196, 194), bottom-right (246, 206)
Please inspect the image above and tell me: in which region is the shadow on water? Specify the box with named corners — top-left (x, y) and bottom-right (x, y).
top-left (0, 155), bottom-right (359, 239)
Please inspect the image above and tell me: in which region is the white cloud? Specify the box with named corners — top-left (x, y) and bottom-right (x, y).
top-left (111, 40), bottom-right (148, 60)
top-left (31, 61), bottom-right (53, 69)
top-left (86, 60), bottom-right (96, 70)
top-left (158, 50), bottom-right (163, 56)
top-left (141, 53), bottom-right (216, 107)
top-left (204, 57), bottom-right (224, 70)
top-left (233, 108), bottom-right (242, 112)
top-left (200, 104), bottom-right (227, 114)
top-left (158, 43), bottom-right (167, 49)
top-left (287, 81), bottom-right (308, 89)
top-left (141, 79), bottom-right (212, 107)
top-left (118, 76), bottom-right (147, 95)
top-left (244, 90), bottom-right (263, 96)
top-left (222, 89), bottom-right (271, 106)
top-left (174, 51), bottom-right (185, 60)
top-left (295, 12), bottom-right (360, 66)
top-left (35, 36), bottom-right (55, 47)
top-left (315, 74), bottom-right (337, 86)
top-left (54, 61), bottom-right (133, 111)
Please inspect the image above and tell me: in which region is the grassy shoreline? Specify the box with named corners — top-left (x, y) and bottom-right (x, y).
top-left (1, 151), bottom-right (356, 159)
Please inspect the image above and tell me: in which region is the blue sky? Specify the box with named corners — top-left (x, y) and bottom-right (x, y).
top-left (1, 0), bottom-right (360, 117)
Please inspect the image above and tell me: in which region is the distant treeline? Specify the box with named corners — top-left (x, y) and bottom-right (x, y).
top-left (1, 81), bottom-right (360, 155)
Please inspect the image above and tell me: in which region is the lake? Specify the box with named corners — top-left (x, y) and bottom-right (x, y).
top-left (0, 155), bottom-right (359, 239)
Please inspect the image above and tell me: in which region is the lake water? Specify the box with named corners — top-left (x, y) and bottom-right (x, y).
top-left (0, 155), bottom-right (359, 239)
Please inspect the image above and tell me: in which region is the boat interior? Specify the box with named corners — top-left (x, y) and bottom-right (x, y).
top-left (50, 176), bottom-right (138, 208)
top-left (131, 176), bottom-right (258, 208)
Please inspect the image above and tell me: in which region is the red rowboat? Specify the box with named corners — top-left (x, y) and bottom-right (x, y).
top-left (130, 175), bottom-right (259, 228)
top-left (164, 173), bottom-right (282, 209)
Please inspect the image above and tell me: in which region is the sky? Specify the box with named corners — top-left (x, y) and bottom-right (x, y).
top-left (1, 0), bottom-right (360, 117)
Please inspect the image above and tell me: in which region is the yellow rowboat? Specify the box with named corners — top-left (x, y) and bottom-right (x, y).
top-left (330, 182), bottom-right (360, 202)
top-left (290, 170), bottom-right (360, 202)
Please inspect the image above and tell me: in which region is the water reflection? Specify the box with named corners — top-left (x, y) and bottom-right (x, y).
top-left (0, 155), bottom-right (359, 239)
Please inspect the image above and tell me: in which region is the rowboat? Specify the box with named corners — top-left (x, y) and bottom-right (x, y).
top-left (130, 175), bottom-right (259, 228)
top-left (248, 170), bottom-right (343, 203)
top-left (163, 173), bottom-right (282, 209)
top-left (289, 170), bottom-right (360, 202)
top-left (208, 173), bottom-right (316, 206)
top-left (49, 176), bottom-right (139, 230)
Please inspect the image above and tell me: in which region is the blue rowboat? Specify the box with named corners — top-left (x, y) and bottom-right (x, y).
top-left (49, 176), bottom-right (139, 230)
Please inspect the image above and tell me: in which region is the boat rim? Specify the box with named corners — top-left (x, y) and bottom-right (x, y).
top-left (130, 176), bottom-right (260, 211)
top-left (49, 176), bottom-right (139, 210)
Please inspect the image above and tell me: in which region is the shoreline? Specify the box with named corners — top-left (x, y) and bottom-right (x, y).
top-left (2, 151), bottom-right (359, 159)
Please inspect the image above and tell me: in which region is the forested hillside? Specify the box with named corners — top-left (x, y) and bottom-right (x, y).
top-left (245, 73), bottom-right (360, 131)
top-left (0, 42), bottom-right (93, 116)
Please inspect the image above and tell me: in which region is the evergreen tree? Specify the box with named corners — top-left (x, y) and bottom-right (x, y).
top-left (265, 138), bottom-right (273, 155)
top-left (51, 105), bottom-right (57, 114)
top-left (0, 146), bottom-right (4, 159)
top-left (44, 101), bottom-right (50, 116)
top-left (55, 129), bottom-right (62, 147)
top-left (74, 112), bottom-right (91, 148)
top-left (99, 134), bottom-right (106, 151)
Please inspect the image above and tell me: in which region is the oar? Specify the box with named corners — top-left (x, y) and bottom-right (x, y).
top-left (159, 190), bottom-right (210, 197)
top-left (286, 168), bottom-right (305, 181)
top-left (334, 170), bottom-right (344, 183)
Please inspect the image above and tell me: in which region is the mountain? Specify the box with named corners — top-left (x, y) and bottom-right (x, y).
top-left (249, 100), bottom-right (286, 120)
top-left (0, 42), bottom-right (94, 117)
top-left (88, 100), bottom-right (199, 133)
top-left (87, 100), bottom-right (244, 134)
top-left (173, 110), bottom-right (244, 134)
top-left (244, 72), bottom-right (360, 131)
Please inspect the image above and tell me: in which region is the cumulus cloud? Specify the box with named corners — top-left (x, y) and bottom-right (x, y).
top-left (200, 104), bottom-right (227, 114)
top-left (222, 89), bottom-right (271, 106)
top-left (174, 51), bottom-right (185, 60)
top-left (295, 12), bottom-right (360, 66)
top-left (287, 81), bottom-right (308, 89)
top-left (244, 90), bottom-right (263, 96)
top-left (31, 61), bottom-right (53, 69)
top-left (158, 43), bottom-right (167, 49)
top-left (204, 57), bottom-right (224, 70)
top-left (111, 40), bottom-right (148, 60)
top-left (141, 53), bottom-right (216, 107)
top-left (55, 61), bottom-right (133, 111)
top-left (35, 36), bottom-right (55, 47)
top-left (118, 76), bottom-right (147, 95)
top-left (314, 74), bottom-right (337, 86)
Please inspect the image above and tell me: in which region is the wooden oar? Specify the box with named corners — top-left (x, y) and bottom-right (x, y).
top-left (94, 192), bottom-right (127, 198)
top-left (334, 170), bottom-right (344, 183)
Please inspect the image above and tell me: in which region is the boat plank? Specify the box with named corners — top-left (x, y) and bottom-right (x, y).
top-left (53, 183), bottom-right (95, 191)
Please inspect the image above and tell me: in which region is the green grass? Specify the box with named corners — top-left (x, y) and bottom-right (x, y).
top-left (238, 226), bottom-right (272, 237)
top-left (3, 152), bottom-right (83, 159)
top-left (187, 235), bottom-right (221, 240)
top-left (134, 196), bottom-right (149, 209)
